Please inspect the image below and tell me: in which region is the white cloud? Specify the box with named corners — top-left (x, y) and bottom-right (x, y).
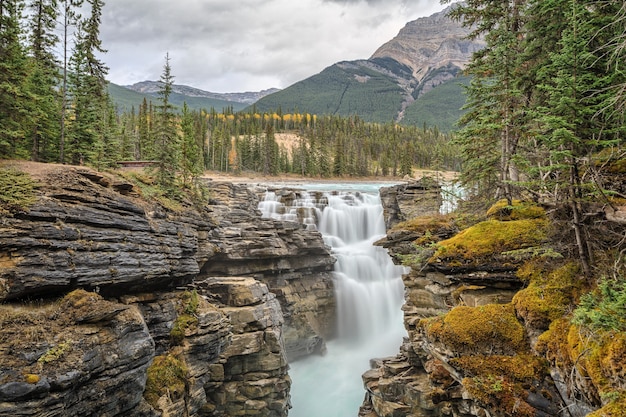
top-left (99, 0), bottom-right (449, 92)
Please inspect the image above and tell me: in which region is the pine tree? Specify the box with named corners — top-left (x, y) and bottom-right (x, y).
top-left (444, 0), bottom-right (528, 202)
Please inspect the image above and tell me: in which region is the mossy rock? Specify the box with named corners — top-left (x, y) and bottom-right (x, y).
top-left (486, 199), bottom-right (546, 221)
top-left (452, 354), bottom-right (550, 417)
top-left (420, 303), bottom-right (528, 355)
top-left (513, 260), bottom-right (584, 331)
top-left (428, 218), bottom-right (549, 268)
top-left (144, 352), bottom-right (188, 409)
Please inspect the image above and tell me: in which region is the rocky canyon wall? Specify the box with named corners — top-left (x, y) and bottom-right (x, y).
top-left (0, 165), bottom-right (336, 416)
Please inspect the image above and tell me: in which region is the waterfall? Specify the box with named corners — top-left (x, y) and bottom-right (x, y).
top-left (260, 185), bottom-right (407, 417)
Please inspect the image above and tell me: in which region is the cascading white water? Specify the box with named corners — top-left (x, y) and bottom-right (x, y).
top-left (260, 185), bottom-right (407, 417)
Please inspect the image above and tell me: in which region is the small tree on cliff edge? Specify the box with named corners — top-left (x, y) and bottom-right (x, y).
top-left (153, 53), bottom-right (180, 192)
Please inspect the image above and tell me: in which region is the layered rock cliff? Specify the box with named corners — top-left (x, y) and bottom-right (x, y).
top-left (0, 163), bottom-right (336, 416)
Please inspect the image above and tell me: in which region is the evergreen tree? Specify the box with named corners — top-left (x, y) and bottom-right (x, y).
top-left (26, 0), bottom-right (60, 161)
top-left (0, 0), bottom-right (29, 158)
top-left (180, 102), bottom-right (202, 186)
top-left (444, 0), bottom-right (528, 202)
top-left (152, 53), bottom-right (180, 191)
top-left (58, 0), bottom-right (82, 163)
top-left (66, 0), bottom-right (108, 165)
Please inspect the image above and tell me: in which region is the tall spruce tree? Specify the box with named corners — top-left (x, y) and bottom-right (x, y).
top-left (180, 102), bottom-right (202, 186)
top-left (444, 0), bottom-right (528, 203)
top-left (153, 53), bottom-right (180, 191)
top-left (66, 0), bottom-right (108, 165)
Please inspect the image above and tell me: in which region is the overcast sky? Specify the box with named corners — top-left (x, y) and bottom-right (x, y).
top-left (98, 0), bottom-right (449, 93)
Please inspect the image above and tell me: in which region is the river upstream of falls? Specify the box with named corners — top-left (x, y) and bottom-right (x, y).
top-left (258, 184), bottom-right (408, 417)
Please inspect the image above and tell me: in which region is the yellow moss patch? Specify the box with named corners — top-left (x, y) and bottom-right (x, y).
top-left (420, 304), bottom-right (528, 355)
top-left (144, 352), bottom-right (188, 409)
top-left (513, 260), bottom-right (584, 330)
top-left (537, 320), bottom-right (626, 400)
top-left (451, 354), bottom-right (549, 382)
top-left (37, 341), bottom-right (72, 365)
top-left (486, 199), bottom-right (546, 221)
top-left (24, 373), bottom-right (40, 384)
top-left (61, 289), bottom-right (103, 309)
top-left (429, 218), bottom-right (548, 267)
top-left (462, 376), bottom-right (536, 417)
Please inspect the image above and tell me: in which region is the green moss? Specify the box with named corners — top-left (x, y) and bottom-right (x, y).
top-left (144, 353), bottom-right (188, 409)
top-left (420, 304), bottom-right (528, 355)
top-left (429, 218), bottom-right (548, 267)
top-left (486, 199), bottom-right (546, 221)
top-left (170, 314), bottom-right (198, 345)
top-left (0, 168), bottom-right (37, 216)
top-left (513, 260), bottom-right (583, 330)
top-left (170, 290), bottom-right (200, 345)
top-left (37, 341), bottom-right (72, 365)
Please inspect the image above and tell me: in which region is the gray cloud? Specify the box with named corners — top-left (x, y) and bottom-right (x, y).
top-left (98, 0), bottom-right (448, 92)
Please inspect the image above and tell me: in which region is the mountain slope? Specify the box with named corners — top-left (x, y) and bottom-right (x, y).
top-left (253, 5), bottom-right (484, 129)
top-left (252, 60), bottom-right (408, 123)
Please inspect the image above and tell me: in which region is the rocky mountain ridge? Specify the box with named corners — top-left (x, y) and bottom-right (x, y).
top-left (125, 81), bottom-right (280, 105)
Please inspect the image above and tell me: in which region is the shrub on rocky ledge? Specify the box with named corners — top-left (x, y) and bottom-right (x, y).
top-left (0, 167), bottom-right (37, 216)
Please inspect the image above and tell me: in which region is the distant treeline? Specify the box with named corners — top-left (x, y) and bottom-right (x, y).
top-left (112, 101), bottom-right (460, 178)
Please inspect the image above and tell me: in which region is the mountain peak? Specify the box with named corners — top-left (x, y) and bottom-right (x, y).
top-left (371, 4), bottom-right (484, 83)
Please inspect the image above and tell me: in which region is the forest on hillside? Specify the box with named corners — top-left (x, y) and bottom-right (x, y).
top-left (0, 0), bottom-right (458, 189)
